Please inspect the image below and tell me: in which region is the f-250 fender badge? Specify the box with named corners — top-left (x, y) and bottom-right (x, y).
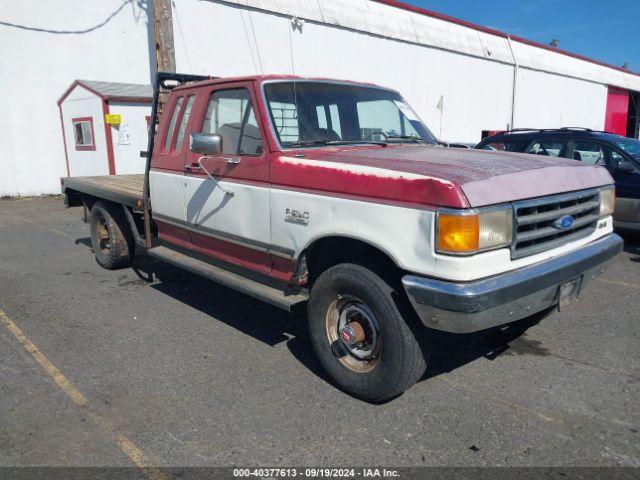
top-left (285, 208), bottom-right (309, 226)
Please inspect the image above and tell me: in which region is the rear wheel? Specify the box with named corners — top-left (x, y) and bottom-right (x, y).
top-left (308, 263), bottom-right (427, 402)
top-left (90, 201), bottom-right (134, 269)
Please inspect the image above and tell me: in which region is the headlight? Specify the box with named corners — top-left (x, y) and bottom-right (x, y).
top-left (436, 207), bottom-right (513, 255)
top-left (599, 187), bottom-right (615, 218)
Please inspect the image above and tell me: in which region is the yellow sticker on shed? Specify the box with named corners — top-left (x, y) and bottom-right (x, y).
top-left (105, 114), bottom-right (121, 125)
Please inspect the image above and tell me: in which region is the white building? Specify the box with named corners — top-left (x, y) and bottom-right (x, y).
top-left (1, 0), bottom-right (639, 196)
top-left (0, 0), bottom-right (152, 197)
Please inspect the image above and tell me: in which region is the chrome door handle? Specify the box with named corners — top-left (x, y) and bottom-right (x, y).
top-left (223, 157), bottom-right (241, 164)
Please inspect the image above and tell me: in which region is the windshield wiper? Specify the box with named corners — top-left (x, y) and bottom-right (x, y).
top-left (385, 135), bottom-right (426, 143)
top-left (287, 140), bottom-right (330, 147)
top-left (326, 140), bottom-right (387, 147)
top-left (287, 139), bottom-right (387, 148)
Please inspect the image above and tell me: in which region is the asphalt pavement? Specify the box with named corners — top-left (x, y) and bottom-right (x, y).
top-left (0, 196), bottom-right (638, 468)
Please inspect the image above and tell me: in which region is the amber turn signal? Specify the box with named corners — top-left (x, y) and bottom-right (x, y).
top-left (436, 207), bottom-right (513, 255)
top-left (437, 213), bottom-right (480, 253)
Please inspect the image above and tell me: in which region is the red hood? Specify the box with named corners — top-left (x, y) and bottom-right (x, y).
top-left (292, 145), bottom-right (613, 207)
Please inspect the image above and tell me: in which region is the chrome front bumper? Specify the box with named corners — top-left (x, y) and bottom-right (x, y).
top-left (402, 234), bottom-right (624, 333)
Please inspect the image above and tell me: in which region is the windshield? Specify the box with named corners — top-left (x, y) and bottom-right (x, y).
top-left (613, 137), bottom-right (640, 158)
top-left (264, 81), bottom-right (437, 148)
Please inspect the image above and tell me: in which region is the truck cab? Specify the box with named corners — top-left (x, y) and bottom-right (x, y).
top-left (62, 74), bottom-right (623, 401)
top-left (149, 76), bottom-right (441, 283)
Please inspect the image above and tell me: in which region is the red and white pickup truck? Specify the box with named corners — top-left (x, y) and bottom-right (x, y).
top-left (62, 73), bottom-right (623, 401)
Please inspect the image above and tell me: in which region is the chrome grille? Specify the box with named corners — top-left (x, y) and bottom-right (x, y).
top-left (512, 189), bottom-right (600, 259)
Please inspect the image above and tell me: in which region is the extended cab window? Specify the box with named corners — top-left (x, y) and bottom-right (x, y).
top-left (163, 95), bottom-right (195, 152)
top-left (526, 141), bottom-right (565, 157)
top-left (174, 96), bottom-right (195, 150)
top-left (164, 96), bottom-right (184, 151)
top-left (202, 89), bottom-right (263, 155)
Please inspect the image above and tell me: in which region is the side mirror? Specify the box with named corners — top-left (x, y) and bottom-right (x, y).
top-left (190, 133), bottom-right (222, 155)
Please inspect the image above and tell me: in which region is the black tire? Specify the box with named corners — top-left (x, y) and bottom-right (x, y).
top-left (89, 201), bottom-right (134, 270)
top-left (308, 263), bottom-right (427, 402)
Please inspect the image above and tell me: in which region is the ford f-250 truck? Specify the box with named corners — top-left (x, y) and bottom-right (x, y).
top-left (62, 73), bottom-right (623, 401)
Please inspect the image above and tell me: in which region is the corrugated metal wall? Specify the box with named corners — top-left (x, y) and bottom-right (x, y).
top-left (214, 0), bottom-right (640, 92)
top-left (172, 0), bottom-right (634, 142)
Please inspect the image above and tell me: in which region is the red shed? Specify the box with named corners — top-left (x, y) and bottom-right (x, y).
top-left (58, 80), bottom-right (152, 177)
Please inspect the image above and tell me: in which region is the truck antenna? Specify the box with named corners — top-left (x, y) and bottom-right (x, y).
top-left (289, 16), bottom-right (304, 151)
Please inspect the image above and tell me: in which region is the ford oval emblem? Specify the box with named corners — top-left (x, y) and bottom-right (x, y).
top-left (553, 215), bottom-right (574, 230)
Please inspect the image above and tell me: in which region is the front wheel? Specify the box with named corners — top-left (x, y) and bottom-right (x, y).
top-left (307, 263), bottom-right (427, 402)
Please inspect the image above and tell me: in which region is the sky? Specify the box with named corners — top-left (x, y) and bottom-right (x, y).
top-left (404, 0), bottom-right (640, 73)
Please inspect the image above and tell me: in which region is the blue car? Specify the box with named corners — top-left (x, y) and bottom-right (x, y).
top-left (476, 128), bottom-right (640, 231)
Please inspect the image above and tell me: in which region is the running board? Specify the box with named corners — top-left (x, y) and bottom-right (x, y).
top-left (147, 245), bottom-right (308, 313)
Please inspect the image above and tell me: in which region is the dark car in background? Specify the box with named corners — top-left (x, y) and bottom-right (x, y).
top-left (476, 128), bottom-right (640, 231)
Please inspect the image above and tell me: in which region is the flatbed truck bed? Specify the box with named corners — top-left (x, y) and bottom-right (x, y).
top-left (62, 174), bottom-right (144, 208)
top-left (60, 172), bottom-right (309, 314)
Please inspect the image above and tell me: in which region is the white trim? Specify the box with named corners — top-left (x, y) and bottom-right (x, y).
top-left (151, 168), bottom-right (615, 282)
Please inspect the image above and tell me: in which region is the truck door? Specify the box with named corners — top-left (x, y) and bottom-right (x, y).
top-left (182, 82), bottom-right (271, 275)
top-left (149, 93), bottom-right (196, 247)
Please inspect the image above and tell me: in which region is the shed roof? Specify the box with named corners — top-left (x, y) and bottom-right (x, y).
top-left (58, 80), bottom-right (152, 105)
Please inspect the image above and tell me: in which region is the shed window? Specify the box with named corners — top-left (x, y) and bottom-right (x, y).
top-left (72, 117), bottom-right (95, 151)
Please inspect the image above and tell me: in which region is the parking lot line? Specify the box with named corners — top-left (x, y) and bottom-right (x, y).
top-left (0, 308), bottom-right (169, 480)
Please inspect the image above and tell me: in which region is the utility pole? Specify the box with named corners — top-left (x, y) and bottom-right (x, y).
top-left (144, 0), bottom-right (176, 247)
top-left (152, 0), bottom-right (176, 74)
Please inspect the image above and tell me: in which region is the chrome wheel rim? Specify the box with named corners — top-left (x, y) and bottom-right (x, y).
top-left (325, 295), bottom-right (381, 373)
